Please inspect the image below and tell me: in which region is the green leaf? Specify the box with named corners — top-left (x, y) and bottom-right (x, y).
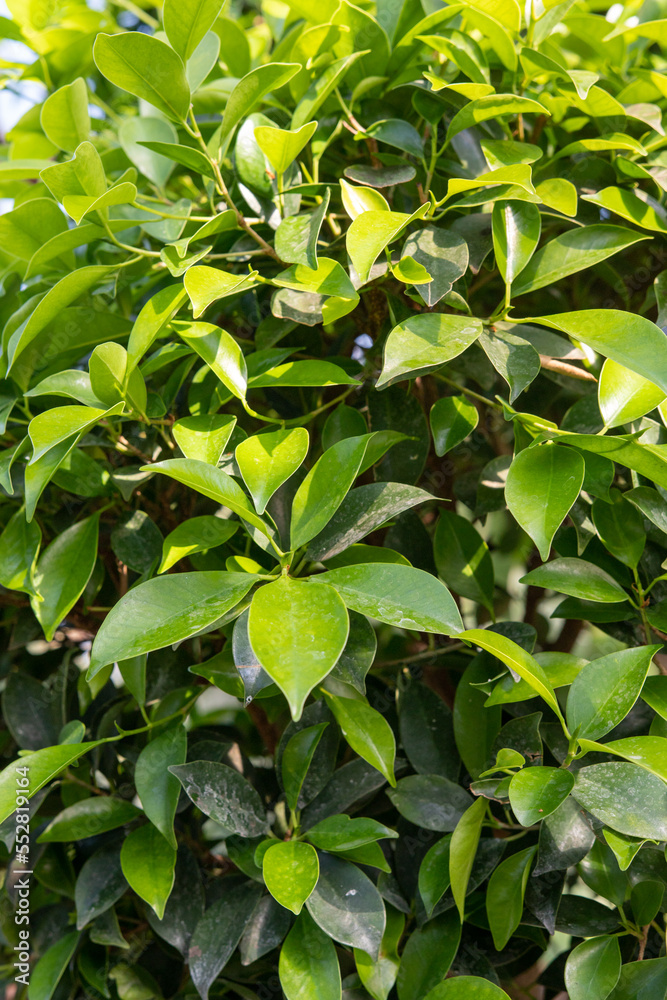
top-left (169, 760), bottom-right (268, 836)
top-left (306, 483), bottom-right (431, 561)
top-left (307, 814), bottom-right (397, 851)
top-left (592, 493), bottom-right (645, 567)
top-left (607, 960), bottom-right (667, 1000)
top-left (430, 396), bottom-right (479, 456)
top-left (424, 979), bottom-right (511, 999)
top-left (159, 516), bottom-right (238, 573)
top-left (38, 797), bottom-right (140, 842)
top-left (218, 62), bottom-right (301, 153)
top-left (282, 723), bottom-right (329, 811)
top-left (145, 458), bottom-right (271, 535)
top-left (292, 52), bottom-right (364, 130)
top-left (120, 824), bottom-right (176, 919)
top-left (171, 413), bottom-right (236, 463)
top-left (88, 571), bottom-right (258, 674)
top-left (479, 327), bottom-right (540, 402)
top-left (134, 725), bottom-right (187, 848)
top-left (182, 269), bottom-right (258, 319)
top-left (127, 284), bottom-right (188, 369)
top-left (250, 360), bottom-right (359, 389)
top-left (28, 932), bottom-right (80, 1000)
top-left (279, 910), bottom-right (341, 1000)
top-left (31, 512), bottom-right (99, 641)
top-left (598, 358), bottom-right (665, 428)
top-left (163, 0), bottom-right (225, 61)
top-left (398, 681), bottom-right (458, 781)
top-left (322, 693), bottom-right (396, 786)
top-left (573, 762), bottom-right (667, 839)
top-left (263, 841), bottom-right (319, 914)
top-left (340, 178), bottom-right (390, 220)
top-left (505, 443), bottom-right (584, 560)
top-left (0, 742), bottom-right (105, 824)
top-left (418, 836), bottom-right (452, 916)
top-left (378, 313), bottom-right (484, 388)
top-left (397, 911), bottom-right (461, 1000)
top-left (319, 563), bottom-right (463, 635)
top-left (520, 557), bottom-right (628, 602)
top-left (567, 645), bottom-right (658, 742)
top-left (388, 774), bottom-right (472, 831)
top-left (355, 905), bottom-right (403, 1000)
top-left (449, 796), bottom-right (486, 921)
top-left (40, 77), bottom-right (89, 152)
top-left (275, 189), bottom-right (330, 268)
top-left (290, 435), bottom-right (370, 549)
top-left (174, 319), bottom-right (248, 397)
top-left (0, 198), bottom-right (69, 265)
top-left (248, 577), bottom-right (349, 719)
top-left (513, 225), bottom-right (650, 297)
top-left (492, 199), bottom-right (541, 287)
top-left (531, 310), bottom-right (667, 395)
top-left (577, 735), bottom-right (667, 782)
top-left (508, 767), bottom-right (574, 826)
top-left (447, 95), bottom-right (548, 142)
top-left (459, 630), bottom-right (564, 722)
top-left (306, 853), bottom-right (385, 959)
top-left (93, 33), bottom-right (191, 123)
top-left (403, 226), bottom-right (468, 307)
top-left (582, 186), bottom-right (667, 234)
top-left (347, 204), bottom-right (429, 284)
top-left (254, 121), bottom-right (317, 175)
top-left (237, 428), bottom-right (309, 513)
top-left (0, 506), bottom-right (40, 596)
top-left (434, 510), bottom-right (495, 614)
top-left (137, 140), bottom-right (216, 180)
top-left (486, 845), bottom-right (536, 950)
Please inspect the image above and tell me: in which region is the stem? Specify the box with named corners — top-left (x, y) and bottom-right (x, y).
top-left (434, 372), bottom-right (503, 410)
top-left (187, 109), bottom-right (284, 264)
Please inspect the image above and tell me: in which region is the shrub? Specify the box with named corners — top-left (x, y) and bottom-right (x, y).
top-left (1, 0), bottom-right (667, 998)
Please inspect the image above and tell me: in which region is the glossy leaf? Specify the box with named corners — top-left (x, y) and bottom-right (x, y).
top-left (486, 845), bottom-right (537, 950)
top-left (279, 910), bottom-right (341, 1000)
top-left (120, 824), bottom-right (176, 919)
top-left (566, 646), bottom-right (658, 741)
top-left (434, 510), bottom-right (494, 613)
top-left (378, 313), bottom-right (483, 388)
top-left (509, 767), bottom-right (574, 826)
top-left (93, 33), bottom-right (191, 122)
top-left (135, 725), bottom-right (186, 848)
top-left (237, 428), bottom-right (308, 513)
top-left (323, 692), bottom-right (396, 786)
top-left (170, 760), bottom-right (268, 836)
top-left (263, 841), bottom-right (319, 914)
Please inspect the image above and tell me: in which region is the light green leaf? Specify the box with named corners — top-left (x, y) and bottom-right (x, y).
top-left (248, 577), bottom-right (349, 719)
top-left (505, 443), bottom-right (584, 560)
top-left (513, 226), bottom-right (649, 297)
top-left (93, 32), bottom-right (191, 123)
top-left (0, 198), bottom-right (69, 264)
top-left (183, 268), bottom-right (258, 319)
top-left (449, 797), bottom-right (486, 921)
top-left (424, 980), bottom-right (511, 1000)
top-left (0, 742), bottom-right (105, 825)
top-left (28, 403), bottom-right (124, 463)
top-left (582, 186), bottom-right (667, 233)
top-left (492, 199), bottom-right (541, 286)
top-left (598, 358), bottom-right (665, 428)
top-left (88, 572), bottom-right (258, 674)
top-left (250, 360), bottom-right (358, 389)
top-left (120, 824), bottom-right (176, 919)
top-left (378, 313), bottom-right (483, 388)
top-left (28, 932), bottom-right (80, 1000)
top-left (279, 910), bottom-right (341, 1000)
top-left (282, 723), bottom-right (329, 812)
top-left (578, 736), bottom-right (667, 782)
top-left (319, 563), bottom-right (463, 636)
top-left (447, 95), bottom-right (548, 143)
top-left (171, 414), bottom-right (236, 463)
top-left (237, 428), bottom-right (309, 513)
top-left (292, 52), bottom-right (364, 130)
top-left (530, 310), bottom-right (667, 395)
top-left (275, 189), bottom-right (330, 268)
top-left (535, 177), bottom-right (577, 216)
top-left (323, 692), bottom-right (396, 786)
top-left (0, 507), bottom-right (41, 596)
top-left (290, 434), bottom-right (371, 550)
top-left (163, 0), bottom-right (225, 62)
top-left (218, 62), bottom-right (301, 154)
top-left (40, 77), bottom-right (89, 152)
top-left (159, 516), bottom-right (238, 573)
top-left (565, 936), bottom-right (621, 1000)
top-left (145, 458), bottom-right (271, 535)
top-left (340, 178), bottom-right (390, 220)
top-left (254, 121), bottom-right (317, 175)
top-left (520, 557), bottom-right (628, 602)
top-left (508, 766), bottom-right (574, 826)
top-left (263, 841), bottom-right (319, 914)
top-left (174, 320), bottom-right (248, 398)
top-left (459, 629), bottom-right (564, 722)
top-left (347, 204), bottom-right (429, 284)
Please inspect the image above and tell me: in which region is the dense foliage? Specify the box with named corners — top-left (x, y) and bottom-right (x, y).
top-left (2, 0), bottom-right (667, 997)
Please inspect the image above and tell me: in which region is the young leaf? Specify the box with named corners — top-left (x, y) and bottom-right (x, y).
top-left (31, 513), bottom-right (100, 641)
top-left (485, 845), bottom-right (537, 950)
top-left (566, 645), bottom-right (659, 741)
top-left (508, 767), bottom-right (574, 826)
top-left (120, 824), bottom-right (176, 919)
top-left (40, 78), bottom-right (90, 153)
top-left (248, 577), bottom-right (349, 720)
top-left (237, 428), bottom-right (309, 513)
top-left (163, 0), bottom-right (226, 62)
top-left (263, 841), bottom-right (319, 914)
top-left (322, 692), bottom-right (396, 786)
top-left (134, 725), bottom-right (187, 848)
top-left (449, 797), bottom-right (487, 921)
